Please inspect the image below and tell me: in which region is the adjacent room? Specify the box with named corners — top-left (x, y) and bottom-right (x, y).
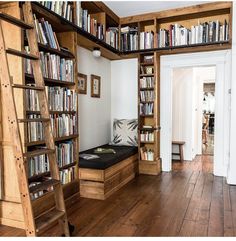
top-left (0, 0), bottom-right (236, 238)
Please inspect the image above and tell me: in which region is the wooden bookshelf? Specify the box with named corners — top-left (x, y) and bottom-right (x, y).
top-left (138, 52), bottom-right (161, 175)
top-left (0, 1), bottom-right (79, 229)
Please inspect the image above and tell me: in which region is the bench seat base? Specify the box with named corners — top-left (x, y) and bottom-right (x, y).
top-left (79, 154), bottom-right (138, 200)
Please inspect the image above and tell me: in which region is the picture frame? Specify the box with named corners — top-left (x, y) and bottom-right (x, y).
top-left (78, 73), bottom-right (87, 94)
top-left (91, 74), bottom-right (101, 98)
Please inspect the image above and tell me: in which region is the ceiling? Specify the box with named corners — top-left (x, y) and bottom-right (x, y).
top-left (104, 1), bottom-right (209, 18)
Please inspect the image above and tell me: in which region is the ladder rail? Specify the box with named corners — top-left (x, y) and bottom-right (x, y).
top-left (0, 2), bottom-right (70, 236)
top-left (22, 2), bottom-right (70, 236)
top-left (0, 19), bottom-right (36, 236)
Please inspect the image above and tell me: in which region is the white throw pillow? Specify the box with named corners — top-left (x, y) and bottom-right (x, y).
top-left (111, 119), bottom-right (138, 146)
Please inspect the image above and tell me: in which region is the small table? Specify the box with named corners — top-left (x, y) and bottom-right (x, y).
top-left (172, 141), bottom-right (185, 162)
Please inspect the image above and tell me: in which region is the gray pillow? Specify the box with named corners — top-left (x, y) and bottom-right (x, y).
top-left (111, 119), bottom-right (138, 146)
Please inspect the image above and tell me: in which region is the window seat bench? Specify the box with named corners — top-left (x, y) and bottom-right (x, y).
top-left (79, 144), bottom-right (138, 200)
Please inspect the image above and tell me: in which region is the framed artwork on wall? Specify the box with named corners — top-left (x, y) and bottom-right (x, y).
top-left (78, 73), bottom-right (87, 94)
top-left (91, 74), bottom-right (101, 98)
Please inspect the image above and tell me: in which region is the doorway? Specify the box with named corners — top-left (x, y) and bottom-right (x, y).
top-left (160, 50), bottom-right (231, 177)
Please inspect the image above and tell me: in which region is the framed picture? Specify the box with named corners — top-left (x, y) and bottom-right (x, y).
top-left (91, 74), bottom-right (101, 98)
top-left (78, 73), bottom-right (87, 94)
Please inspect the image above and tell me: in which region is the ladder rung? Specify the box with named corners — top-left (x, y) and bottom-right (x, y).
top-left (18, 118), bottom-right (50, 123)
top-left (6, 48), bottom-right (39, 60)
top-left (35, 209), bottom-right (65, 233)
top-left (29, 179), bottom-right (60, 194)
top-left (24, 148), bottom-right (55, 158)
top-left (0, 12), bottom-right (34, 29)
top-left (12, 84), bottom-right (44, 91)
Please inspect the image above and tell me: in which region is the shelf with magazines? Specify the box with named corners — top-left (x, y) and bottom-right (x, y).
top-left (138, 53), bottom-right (161, 175)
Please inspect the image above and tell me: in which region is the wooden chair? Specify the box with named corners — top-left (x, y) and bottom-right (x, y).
top-left (172, 141), bottom-right (185, 162)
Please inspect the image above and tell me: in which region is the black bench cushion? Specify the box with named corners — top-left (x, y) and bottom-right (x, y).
top-left (79, 144), bottom-right (138, 170)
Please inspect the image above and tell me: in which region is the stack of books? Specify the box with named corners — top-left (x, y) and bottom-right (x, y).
top-left (106, 27), bottom-right (119, 49)
top-left (76, 2), bottom-right (105, 41)
top-left (140, 147), bottom-right (154, 161)
top-left (140, 131), bottom-right (154, 142)
top-left (140, 77), bottom-right (154, 89)
top-left (56, 141), bottom-right (75, 168)
top-left (140, 90), bottom-right (154, 102)
top-left (25, 87), bottom-right (77, 112)
top-left (33, 15), bottom-right (60, 50)
top-left (39, 1), bottom-right (73, 22)
top-left (158, 19), bottom-right (229, 48)
top-left (140, 103), bottom-right (154, 115)
top-left (60, 166), bottom-right (76, 184)
top-left (140, 31), bottom-right (154, 49)
top-left (120, 26), bottom-right (138, 51)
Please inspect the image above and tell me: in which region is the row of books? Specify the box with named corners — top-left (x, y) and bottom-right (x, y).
top-left (25, 87), bottom-right (77, 112)
top-left (140, 103), bottom-right (154, 115)
top-left (39, 1), bottom-right (73, 22)
top-left (158, 20), bottom-right (229, 48)
top-left (60, 166), bottom-right (76, 185)
top-left (33, 15), bottom-right (60, 50)
top-left (56, 141), bottom-right (75, 168)
top-left (28, 142), bottom-right (75, 177)
top-left (28, 154), bottom-right (49, 177)
top-left (140, 132), bottom-right (154, 142)
top-left (27, 114), bottom-right (77, 142)
top-left (29, 181), bottom-right (49, 200)
top-left (140, 77), bottom-right (154, 89)
top-left (76, 2), bottom-right (105, 41)
top-left (51, 114), bottom-right (77, 138)
top-left (29, 165), bottom-right (75, 199)
top-left (140, 65), bottom-right (154, 75)
top-left (106, 27), bottom-right (119, 49)
top-left (140, 31), bottom-right (154, 50)
top-left (140, 147), bottom-right (154, 161)
top-left (25, 49), bottom-right (74, 83)
top-left (140, 90), bottom-right (154, 102)
top-left (120, 26), bottom-right (138, 51)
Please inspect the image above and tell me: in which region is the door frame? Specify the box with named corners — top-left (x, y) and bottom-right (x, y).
top-left (160, 50), bottom-right (231, 177)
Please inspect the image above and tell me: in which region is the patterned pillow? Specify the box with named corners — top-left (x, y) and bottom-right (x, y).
top-left (111, 119), bottom-right (138, 146)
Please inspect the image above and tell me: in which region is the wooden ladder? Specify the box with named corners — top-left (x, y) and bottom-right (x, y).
top-left (0, 2), bottom-right (70, 237)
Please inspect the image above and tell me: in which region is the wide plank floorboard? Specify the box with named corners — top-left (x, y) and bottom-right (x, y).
top-left (1, 155), bottom-right (236, 237)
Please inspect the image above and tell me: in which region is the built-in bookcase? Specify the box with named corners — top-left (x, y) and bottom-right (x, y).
top-left (138, 53), bottom-right (161, 175)
top-left (23, 6), bottom-right (79, 199)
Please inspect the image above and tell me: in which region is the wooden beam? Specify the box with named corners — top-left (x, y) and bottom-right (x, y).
top-left (120, 1), bottom-right (232, 24)
top-left (93, 2), bottom-right (120, 24)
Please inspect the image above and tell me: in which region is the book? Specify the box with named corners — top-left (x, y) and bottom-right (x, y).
top-left (94, 148), bottom-right (116, 154)
top-left (140, 31), bottom-right (154, 50)
top-left (80, 154), bottom-right (100, 160)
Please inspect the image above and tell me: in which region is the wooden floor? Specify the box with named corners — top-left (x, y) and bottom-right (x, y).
top-left (1, 155), bottom-right (236, 237)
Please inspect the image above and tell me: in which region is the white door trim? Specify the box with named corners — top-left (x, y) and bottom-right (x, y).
top-left (160, 50), bottom-right (231, 177)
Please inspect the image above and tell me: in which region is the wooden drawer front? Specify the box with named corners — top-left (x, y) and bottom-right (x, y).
top-left (79, 168), bottom-right (104, 182)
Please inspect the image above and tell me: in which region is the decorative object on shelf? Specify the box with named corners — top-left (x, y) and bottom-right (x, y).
top-left (78, 73), bottom-right (87, 94)
top-left (92, 47), bottom-right (101, 58)
top-left (91, 74), bottom-right (101, 98)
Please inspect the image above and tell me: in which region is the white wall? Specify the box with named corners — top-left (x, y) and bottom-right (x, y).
top-left (227, 1), bottom-right (236, 184)
top-left (110, 58), bottom-right (138, 136)
top-left (77, 47), bottom-right (111, 151)
top-left (172, 68), bottom-right (194, 161)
